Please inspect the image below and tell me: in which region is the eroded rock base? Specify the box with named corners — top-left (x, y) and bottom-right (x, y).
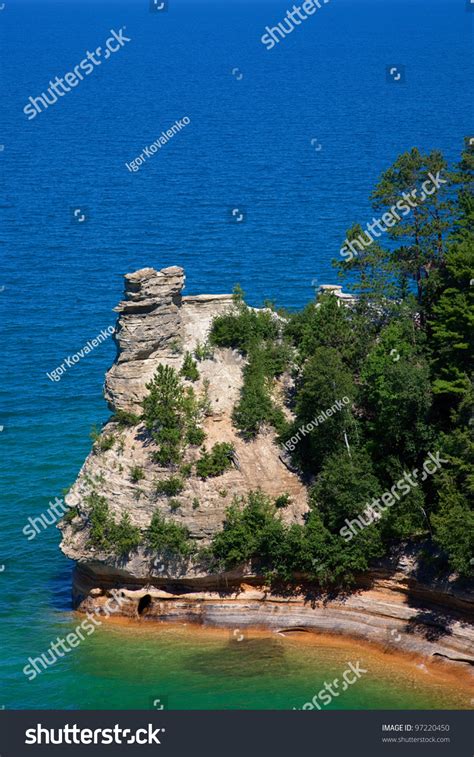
top-left (72, 565), bottom-right (474, 668)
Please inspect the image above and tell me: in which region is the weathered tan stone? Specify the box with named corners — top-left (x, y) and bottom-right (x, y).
top-left (59, 266), bottom-right (474, 668)
top-left (60, 266), bottom-right (308, 572)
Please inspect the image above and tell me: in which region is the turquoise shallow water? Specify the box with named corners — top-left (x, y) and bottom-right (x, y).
top-left (1, 0), bottom-right (473, 710)
top-left (4, 623), bottom-right (473, 711)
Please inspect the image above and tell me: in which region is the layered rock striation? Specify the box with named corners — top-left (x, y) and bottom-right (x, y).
top-left (104, 266), bottom-right (237, 413)
top-left (60, 266), bottom-right (474, 669)
top-left (61, 265), bottom-right (308, 575)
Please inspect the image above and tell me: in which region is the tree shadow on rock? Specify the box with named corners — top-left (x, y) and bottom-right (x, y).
top-left (403, 602), bottom-right (456, 643)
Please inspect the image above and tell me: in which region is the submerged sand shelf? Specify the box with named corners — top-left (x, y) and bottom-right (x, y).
top-left (71, 614), bottom-right (474, 708)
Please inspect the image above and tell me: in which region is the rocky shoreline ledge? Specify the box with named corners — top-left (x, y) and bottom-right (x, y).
top-left (71, 555), bottom-right (474, 668)
top-left (60, 266), bottom-right (474, 669)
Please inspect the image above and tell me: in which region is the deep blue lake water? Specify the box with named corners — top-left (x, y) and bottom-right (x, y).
top-left (0, 0), bottom-right (472, 709)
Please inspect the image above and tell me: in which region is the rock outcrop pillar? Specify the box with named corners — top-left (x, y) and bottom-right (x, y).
top-left (104, 266), bottom-right (185, 412)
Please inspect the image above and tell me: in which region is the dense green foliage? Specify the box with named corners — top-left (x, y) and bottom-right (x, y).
top-left (285, 293), bottom-right (374, 372)
top-left (428, 240), bottom-right (473, 401)
top-left (130, 466), bottom-right (144, 483)
top-left (111, 513), bottom-right (143, 557)
top-left (283, 345), bottom-right (355, 472)
top-left (186, 426), bottom-right (206, 446)
top-left (339, 147), bottom-right (452, 305)
top-left (86, 492), bottom-right (141, 556)
top-left (92, 144), bottom-right (472, 584)
top-left (142, 364), bottom-right (205, 466)
top-left (210, 300), bottom-right (280, 354)
top-left (206, 142), bottom-right (473, 582)
top-left (274, 493), bottom-right (291, 508)
top-left (195, 442), bottom-right (235, 479)
top-left (62, 505), bottom-right (79, 524)
top-left (296, 142), bottom-right (472, 578)
top-left (145, 510), bottom-right (193, 557)
top-left (155, 475), bottom-right (185, 496)
top-left (86, 491), bottom-right (193, 559)
top-left (112, 409), bottom-right (141, 427)
top-left (208, 490), bottom-right (383, 586)
top-left (232, 345), bottom-right (287, 439)
top-left (359, 320), bottom-right (433, 468)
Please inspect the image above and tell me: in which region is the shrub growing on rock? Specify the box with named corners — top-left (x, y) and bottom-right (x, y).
top-left (87, 492), bottom-right (113, 550)
top-left (90, 426), bottom-right (116, 453)
top-left (112, 409), bottom-right (141, 427)
top-left (210, 491), bottom-right (283, 569)
top-left (113, 512), bottom-right (142, 557)
top-left (143, 365), bottom-right (186, 465)
top-left (274, 493), bottom-right (291, 508)
top-left (209, 299), bottom-right (280, 355)
top-left (194, 340), bottom-right (214, 361)
top-left (143, 365), bottom-right (204, 466)
top-left (130, 466), bottom-right (144, 483)
top-left (62, 505), bottom-right (79, 524)
top-left (181, 352), bottom-right (200, 382)
top-left (86, 492), bottom-right (141, 556)
top-left (196, 443), bottom-right (235, 479)
top-left (145, 510), bottom-right (193, 557)
top-left (155, 475), bottom-right (184, 496)
top-left (179, 463), bottom-right (193, 478)
top-left (186, 426), bottom-right (206, 446)
top-left (232, 344), bottom-right (288, 439)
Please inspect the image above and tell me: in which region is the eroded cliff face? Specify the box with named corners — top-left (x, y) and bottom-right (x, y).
top-left (103, 266), bottom-right (249, 415)
top-left (60, 266), bottom-right (309, 581)
top-left (104, 266), bottom-right (185, 413)
top-left (59, 266), bottom-right (474, 668)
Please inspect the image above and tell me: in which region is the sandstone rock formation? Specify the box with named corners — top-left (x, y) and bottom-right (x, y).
top-left (104, 266), bottom-right (237, 413)
top-left (72, 554), bottom-right (474, 666)
top-left (59, 266), bottom-right (474, 669)
top-left (61, 265), bottom-right (308, 575)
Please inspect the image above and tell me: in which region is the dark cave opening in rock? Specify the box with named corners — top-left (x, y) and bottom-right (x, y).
top-left (137, 594), bottom-right (152, 616)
